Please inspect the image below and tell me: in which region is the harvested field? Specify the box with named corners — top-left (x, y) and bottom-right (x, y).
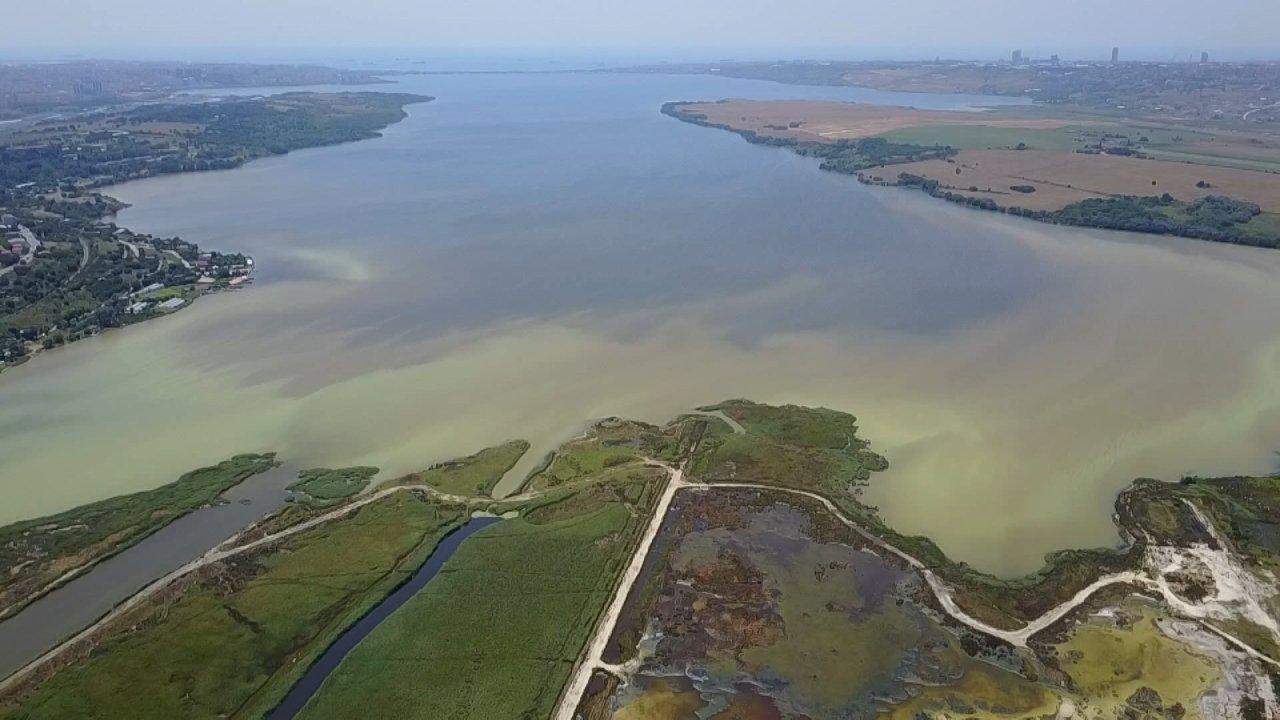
top-left (884, 149), bottom-right (1280, 213)
top-left (674, 100), bottom-right (1086, 143)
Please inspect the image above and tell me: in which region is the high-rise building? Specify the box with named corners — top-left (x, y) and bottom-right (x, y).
top-left (1012, 49), bottom-right (1023, 65)
top-left (1111, 47), bottom-right (1120, 63)
top-left (1050, 54), bottom-right (1060, 66)
top-left (1201, 51), bottom-right (1210, 64)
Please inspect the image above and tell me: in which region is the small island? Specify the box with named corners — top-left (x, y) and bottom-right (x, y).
top-left (0, 91), bottom-right (431, 370)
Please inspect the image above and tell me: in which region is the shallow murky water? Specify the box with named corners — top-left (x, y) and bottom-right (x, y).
top-left (2, 71), bottom-right (1279, 577)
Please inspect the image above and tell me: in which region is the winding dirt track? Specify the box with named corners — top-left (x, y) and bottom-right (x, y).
top-left (552, 478), bottom-right (1280, 717)
top-left (6, 457), bottom-right (1275, 709)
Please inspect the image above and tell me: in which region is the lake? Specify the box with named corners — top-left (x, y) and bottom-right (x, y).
top-left (2, 71), bottom-right (1279, 577)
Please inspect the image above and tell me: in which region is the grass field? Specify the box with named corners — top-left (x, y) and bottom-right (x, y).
top-left (880, 123), bottom-right (1093, 152)
top-left (0, 491), bottom-right (466, 720)
top-left (0, 453), bottom-right (278, 620)
top-left (296, 476), bottom-right (663, 720)
top-left (521, 418), bottom-right (681, 492)
top-left (399, 439), bottom-right (528, 497)
top-left (287, 466), bottom-right (378, 506)
top-left (690, 399), bottom-right (889, 496)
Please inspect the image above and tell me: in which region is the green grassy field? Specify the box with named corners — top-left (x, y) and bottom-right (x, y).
top-left (287, 466), bottom-right (378, 506)
top-left (403, 439), bottom-right (529, 496)
top-left (1243, 212), bottom-right (1280, 241)
top-left (0, 491), bottom-right (465, 720)
top-left (691, 399), bottom-right (889, 494)
top-left (879, 123), bottom-right (1092, 152)
top-left (521, 418), bottom-right (681, 491)
top-left (1143, 147), bottom-right (1280, 174)
top-left (296, 476), bottom-right (662, 720)
top-left (0, 453), bottom-right (278, 620)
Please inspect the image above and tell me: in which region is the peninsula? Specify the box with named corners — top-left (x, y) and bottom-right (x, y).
top-left (0, 90), bottom-right (431, 370)
top-left (664, 99), bottom-right (1280, 248)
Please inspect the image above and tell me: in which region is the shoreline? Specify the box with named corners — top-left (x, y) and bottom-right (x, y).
top-left (4, 403), bottom-right (1279, 718)
top-left (662, 100), bottom-right (1280, 249)
top-left (0, 92), bottom-right (432, 374)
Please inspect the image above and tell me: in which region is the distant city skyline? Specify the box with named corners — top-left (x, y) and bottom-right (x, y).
top-left (2, 0), bottom-right (1277, 63)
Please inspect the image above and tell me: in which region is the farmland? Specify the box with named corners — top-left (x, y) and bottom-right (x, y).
top-left (665, 99), bottom-right (1280, 247)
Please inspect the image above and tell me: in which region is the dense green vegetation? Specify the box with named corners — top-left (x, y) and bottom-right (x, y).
top-left (287, 466), bottom-right (379, 507)
top-left (521, 418), bottom-right (693, 492)
top-left (1054, 194), bottom-right (1274, 246)
top-left (0, 212), bottom-right (247, 363)
top-left (297, 476), bottom-right (663, 720)
top-left (0, 422), bottom-right (670, 720)
top-left (0, 92), bottom-right (429, 365)
top-left (0, 492), bottom-right (465, 720)
top-left (690, 399), bottom-right (889, 494)
top-left (0, 453), bottom-right (277, 620)
top-left (893, 170), bottom-right (1280, 249)
top-left (404, 439), bottom-right (529, 496)
top-left (1, 93), bottom-right (431, 190)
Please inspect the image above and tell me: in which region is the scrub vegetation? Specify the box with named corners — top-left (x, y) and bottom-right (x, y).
top-left (690, 401), bottom-right (1280, 669)
top-left (520, 418), bottom-right (689, 492)
top-left (399, 439), bottom-right (530, 497)
top-left (287, 466), bottom-right (378, 507)
top-left (0, 453), bottom-right (278, 621)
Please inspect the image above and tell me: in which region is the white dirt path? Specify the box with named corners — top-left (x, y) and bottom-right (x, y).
top-left (0, 482), bottom-right (480, 694)
top-left (551, 462), bottom-right (685, 720)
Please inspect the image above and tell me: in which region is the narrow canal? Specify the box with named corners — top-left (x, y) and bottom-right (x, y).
top-left (267, 515), bottom-right (503, 719)
top-left (0, 463), bottom-right (299, 678)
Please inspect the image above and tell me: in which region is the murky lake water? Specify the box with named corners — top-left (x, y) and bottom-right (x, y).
top-left (2, 72), bottom-right (1280, 577)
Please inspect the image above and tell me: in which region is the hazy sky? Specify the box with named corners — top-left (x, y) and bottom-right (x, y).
top-left (4, 0), bottom-right (1277, 62)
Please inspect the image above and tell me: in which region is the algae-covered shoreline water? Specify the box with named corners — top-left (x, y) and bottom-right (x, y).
top-left (2, 71), bottom-right (1280, 577)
